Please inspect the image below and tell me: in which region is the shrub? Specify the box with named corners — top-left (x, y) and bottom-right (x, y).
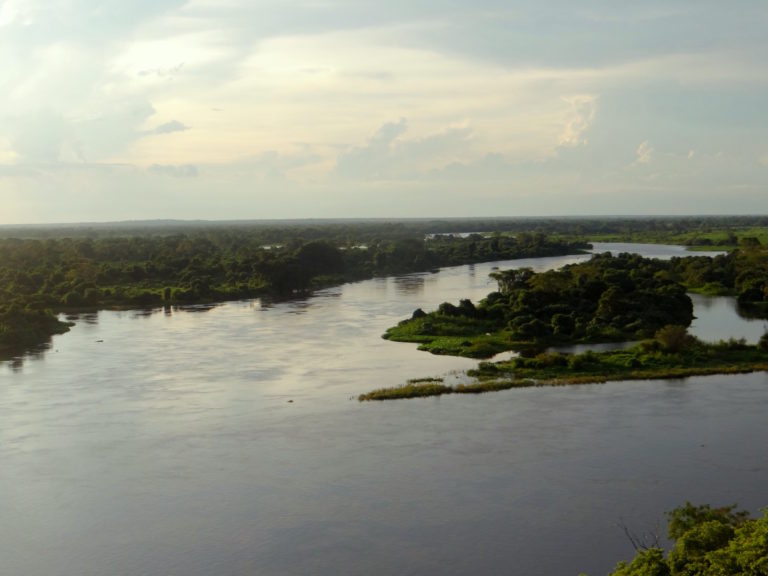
top-left (534, 352), bottom-right (568, 367)
top-left (411, 308), bottom-right (427, 319)
top-left (759, 331), bottom-right (768, 352)
top-left (655, 325), bottom-right (696, 353)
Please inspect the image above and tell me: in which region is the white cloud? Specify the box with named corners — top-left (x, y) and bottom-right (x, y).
top-left (147, 120), bottom-right (189, 135)
top-left (2, 1), bottom-right (768, 222)
top-left (148, 163), bottom-right (198, 177)
top-left (636, 140), bottom-right (654, 164)
top-left (558, 95), bottom-right (597, 148)
top-left (0, 0), bottom-right (34, 28)
top-left (336, 119), bottom-right (475, 181)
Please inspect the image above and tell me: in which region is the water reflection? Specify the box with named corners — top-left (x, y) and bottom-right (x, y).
top-left (0, 341), bottom-right (52, 368)
top-left (590, 242), bottom-right (726, 259)
top-left (689, 294), bottom-right (768, 344)
top-left (393, 273), bottom-right (426, 295)
top-left (7, 357), bottom-right (25, 372)
top-left (130, 308), bottom-right (160, 319)
top-left (65, 312), bottom-right (97, 323)
top-left (2, 243), bottom-right (767, 576)
top-left (175, 303), bottom-right (220, 313)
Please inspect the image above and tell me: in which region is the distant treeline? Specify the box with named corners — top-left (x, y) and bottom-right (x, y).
top-left (4, 215), bottom-right (768, 358)
top-left (2, 215), bottom-right (768, 241)
top-left (0, 228), bottom-right (587, 356)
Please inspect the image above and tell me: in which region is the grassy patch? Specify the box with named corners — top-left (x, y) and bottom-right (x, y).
top-left (476, 340), bottom-right (768, 386)
top-left (358, 382), bottom-right (454, 401)
top-left (361, 340), bottom-right (768, 401)
top-left (358, 379), bottom-right (533, 401)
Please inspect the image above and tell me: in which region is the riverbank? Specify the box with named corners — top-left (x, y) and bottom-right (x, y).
top-left (0, 233), bottom-right (590, 359)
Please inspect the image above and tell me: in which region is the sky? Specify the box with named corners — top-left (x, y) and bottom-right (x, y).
top-left (1, 0), bottom-right (767, 224)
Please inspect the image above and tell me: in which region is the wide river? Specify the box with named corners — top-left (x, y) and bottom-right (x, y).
top-left (1, 243), bottom-right (766, 576)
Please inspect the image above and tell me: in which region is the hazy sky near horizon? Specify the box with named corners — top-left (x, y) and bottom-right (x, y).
top-left (1, 0), bottom-right (767, 224)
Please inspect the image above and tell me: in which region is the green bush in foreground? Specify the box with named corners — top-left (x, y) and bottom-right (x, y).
top-left (588, 503), bottom-right (768, 576)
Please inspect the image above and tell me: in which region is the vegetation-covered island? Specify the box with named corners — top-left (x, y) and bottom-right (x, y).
top-left (364, 246), bottom-right (768, 401)
top-left (384, 252), bottom-right (695, 358)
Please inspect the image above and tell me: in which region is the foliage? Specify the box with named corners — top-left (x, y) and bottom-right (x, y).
top-left (0, 305), bottom-right (71, 353)
top-left (386, 253), bottom-right (695, 357)
top-left (667, 248), bottom-right (768, 310)
top-left (655, 325), bottom-right (698, 353)
top-left (358, 378), bottom-right (529, 401)
top-left (0, 224), bottom-right (588, 356)
top-left (609, 548), bottom-right (671, 576)
top-left (363, 329), bottom-right (768, 401)
top-left (759, 332), bottom-right (768, 352)
top-left (461, 332), bottom-right (768, 394)
top-left (597, 503), bottom-right (768, 576)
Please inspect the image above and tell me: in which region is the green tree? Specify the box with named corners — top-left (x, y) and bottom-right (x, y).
top-left (655, 325), bottom-right (697, 353)
top-left (598, 503), bottom-right (767, 576)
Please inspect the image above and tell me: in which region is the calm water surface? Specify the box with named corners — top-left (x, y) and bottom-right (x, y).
top-left (1, 244), bottom-right (766, 576)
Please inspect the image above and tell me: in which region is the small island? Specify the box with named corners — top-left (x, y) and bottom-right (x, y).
top-left (365, 247), bottom-right (768, 401)
top-left (383, 252), bottom-right (694, 358)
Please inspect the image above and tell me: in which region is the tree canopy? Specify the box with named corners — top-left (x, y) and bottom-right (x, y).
top-left (598, 503), bottom-right (768, 576)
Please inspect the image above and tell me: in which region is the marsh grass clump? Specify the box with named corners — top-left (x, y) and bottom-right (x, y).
top-left (406, 377), bottom-right (444, 384)
top-left (358, 378), bottom-right (534, 401)
top-left (358, 382), bottom-right (452, 401)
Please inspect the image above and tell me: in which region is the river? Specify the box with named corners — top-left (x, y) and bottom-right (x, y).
top-left (1, 243), bottom-right (766, 576)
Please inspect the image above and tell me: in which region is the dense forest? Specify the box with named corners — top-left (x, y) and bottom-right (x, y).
top-left (4, 216), bottom-right (768, 359)
top-left (386, 252), bottom-right (695, 357)
top-left (385, 242), bottom-right (768, 358)
top-left (0, 226), bottom-right (587, 356)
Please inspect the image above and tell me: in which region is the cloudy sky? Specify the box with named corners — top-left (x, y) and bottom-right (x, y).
top-left (1, 0), bottom-right (767, 223)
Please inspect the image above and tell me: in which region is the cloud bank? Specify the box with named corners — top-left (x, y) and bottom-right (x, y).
top-left (1, 0), bottom-right (767, 222)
